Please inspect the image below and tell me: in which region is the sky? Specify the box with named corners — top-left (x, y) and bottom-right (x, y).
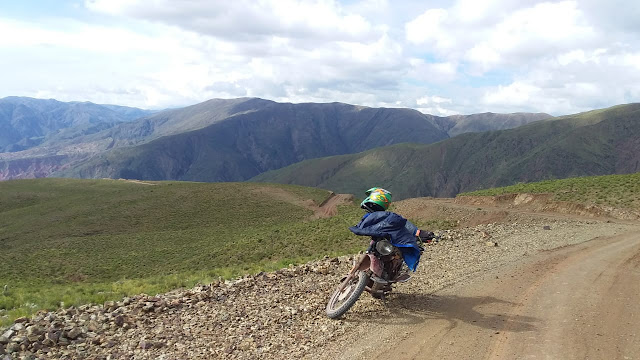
top-left (1, 0), bottom-right (639, 116)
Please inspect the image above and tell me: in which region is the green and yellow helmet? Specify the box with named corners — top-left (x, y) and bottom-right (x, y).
top-left (361, 187), bottom-right (392, 212)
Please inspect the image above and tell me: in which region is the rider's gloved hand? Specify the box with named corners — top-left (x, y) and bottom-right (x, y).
top-left (417, 230), bottom-right (435, 242)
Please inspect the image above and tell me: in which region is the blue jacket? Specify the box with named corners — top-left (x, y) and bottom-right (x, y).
top-left (348, 211), bottom-right (422, 271)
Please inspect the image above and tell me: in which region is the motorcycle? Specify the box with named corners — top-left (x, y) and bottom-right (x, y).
top-left (325, 234), bottom-right (435, 319)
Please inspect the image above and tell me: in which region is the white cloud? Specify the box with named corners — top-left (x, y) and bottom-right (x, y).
top-left (451, 0), bottom-right (504, 24)
top-left (0, 17), bottom-right (243, 107)
top-left (406, 1), bottom-right (599, 71)
top-left (483, 1), bottom-right (597, 63)
top-left (417, 95), bottom-right (452, 106)
top-left (401, 0), bottom-right (640, 114)
top-left (0, 1), bottom-right (639, 115)
top-left (465, 44), bottom-right (502, 74)
top-left (85, 0), bottom-right (379, 42)
top-left (405, 8), bottom-right (449, 46)
top-left (408, 58), bottom-right (457, 83)
top-left (415, 95), bottom-right (455, 116)
top-left (0, 19), bottom-right (160, 53)
top-left (481, 45), bottom-right (640, 114)
top-left (59, 0), bottom-right (409, 108)
top-left (484, 82), bottom-right (540, 107)
top-left (618, 52), bottom-right (640, 70)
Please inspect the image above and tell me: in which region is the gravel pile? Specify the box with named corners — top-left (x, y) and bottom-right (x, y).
top-left (1, 217), bottom-right (636, 360)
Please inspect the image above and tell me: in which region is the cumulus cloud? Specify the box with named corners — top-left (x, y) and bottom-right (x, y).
top-left (404, 0), bottom-right (640, 114)
top-left (405, 9), bottom-right (449, 47)
top-left (0, 0), bottom-right (638, 115)
top-left (0, 17), bottom-right (246, 107)
top-left (415, 95), bottom-right (456, 116)
top-left (408, 58), bottom-right (457, 84)
top-left (85, 0), bottom-right (379, 43)
top-left (406, 1), bottom-right (598, 69)
top-left (70, 0), bottom-right (418, 109)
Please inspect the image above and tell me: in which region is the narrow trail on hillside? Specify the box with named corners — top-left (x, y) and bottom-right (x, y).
top-left (251, 186), bottom-right (354, 218)
top-left (120, 179), bottom-right (157, 186)
top-left (326, 231), bottom-right (640, 360)
top-left (314, 193), bottom-right (354, 218)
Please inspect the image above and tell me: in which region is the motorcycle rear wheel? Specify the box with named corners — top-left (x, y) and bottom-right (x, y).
top-left (326, 271), bottom-right (369, 319)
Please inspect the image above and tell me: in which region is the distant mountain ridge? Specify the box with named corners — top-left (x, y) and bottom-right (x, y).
top-left (0, 96), bottom-right (153, 153)
top-left (253, 103), bottom-right (640, 199)
top-left (0, 96), bottom-right (551, 181)
top-left (54, 103), bottom-right (452, 181)
top-left (52, 101), bottom-right (549, 182)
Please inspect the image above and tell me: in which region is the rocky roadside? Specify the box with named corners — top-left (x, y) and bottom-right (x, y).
top-left (1, 217), bottom-right (636, 360)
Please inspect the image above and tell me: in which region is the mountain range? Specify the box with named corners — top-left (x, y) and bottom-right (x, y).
top-left (254, 103), bottom-right (640, 199)
top-left (0, 97), bottom-right (550, 182)
top-left (0, 96), bottom-right (153, 153)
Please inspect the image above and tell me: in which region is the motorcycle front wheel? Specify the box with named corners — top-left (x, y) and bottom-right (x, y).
top-left (326, 270), bottom-right (370, 319)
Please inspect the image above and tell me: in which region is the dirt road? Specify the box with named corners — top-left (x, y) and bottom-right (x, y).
top-left (337, 230), bottom-right (640, 360)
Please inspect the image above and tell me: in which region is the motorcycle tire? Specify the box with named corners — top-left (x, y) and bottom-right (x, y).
top-left (326, 270), bottom-right (369, 319)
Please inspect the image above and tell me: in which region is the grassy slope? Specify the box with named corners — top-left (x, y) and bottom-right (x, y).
top-left (254, 103), bottom-right (640, 199)
top-left (459, 172), bottom-right (640, 210)
top-left (0, 179), bottom-right (365, 325)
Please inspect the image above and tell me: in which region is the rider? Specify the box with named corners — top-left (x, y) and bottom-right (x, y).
top-left (349, 187), bottom-right (435, 272)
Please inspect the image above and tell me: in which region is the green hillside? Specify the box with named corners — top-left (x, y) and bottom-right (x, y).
top-left (254, 103), bottom-right (640, 199)
top-left (0, 179), bottom-right (364, 326)
top-left (460, 172), bottom-right (640, 210)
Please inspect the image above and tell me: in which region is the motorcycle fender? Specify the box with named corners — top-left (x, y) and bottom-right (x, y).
top-left (353, 254), bottom-right (370, 272)
top-left (368, 254), bottom-right (384, 277)
top-left (351, 254), bottom-right (383, 277)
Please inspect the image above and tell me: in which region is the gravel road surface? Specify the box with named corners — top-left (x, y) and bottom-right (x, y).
top-left (322, 228), bottom-right (640, 360)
